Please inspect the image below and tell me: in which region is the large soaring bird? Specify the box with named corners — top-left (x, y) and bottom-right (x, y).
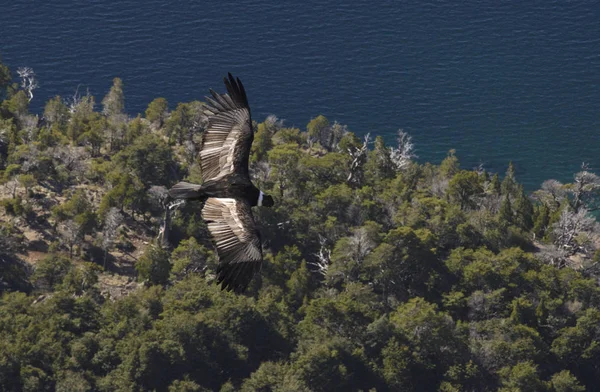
top-left (168, 74), bottom-right (274, 293)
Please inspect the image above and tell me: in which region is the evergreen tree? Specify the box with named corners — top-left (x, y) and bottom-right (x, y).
top-left (490, 173), bottom-right (501, 194)
top-left (532, 204), bottom-right (550, 239)
top-left (513, 186), bottom-right (534, 230)
top-left (145, 97), bottom-right (168, 127)
top-left (499, 195), bottom-right (513, 225)
top-left (501, 161), bottom-right (516, 196)
top-left (102, 77), bottom-right (125, 117)
top-left (136, 244), bottom-right (171, 285)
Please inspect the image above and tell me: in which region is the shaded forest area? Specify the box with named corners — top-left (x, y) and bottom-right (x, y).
top-left (1, 58), bottom-right (600, 391)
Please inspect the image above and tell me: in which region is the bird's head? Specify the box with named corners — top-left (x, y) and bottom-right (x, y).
top-left (258, 191), bottom-right (274, 207)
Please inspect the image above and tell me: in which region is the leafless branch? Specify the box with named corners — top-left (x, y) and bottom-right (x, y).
top-left (389, 129), bottom-right (416, 171)
top-left (347, 132), bottom-right (370, 185)
top-left (309, 235), bottom-right (331, 277)
top-left (17, 67), bottom-right (38, 102)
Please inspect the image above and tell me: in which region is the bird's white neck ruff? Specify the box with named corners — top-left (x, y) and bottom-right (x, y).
top-left (258, 191), bottom-right (264, 206)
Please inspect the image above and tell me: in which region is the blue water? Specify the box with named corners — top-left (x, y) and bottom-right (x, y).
top-left (2, 1), bottom-right (600, 191)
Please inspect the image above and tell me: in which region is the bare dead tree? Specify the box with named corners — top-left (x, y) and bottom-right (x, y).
top-left (347, 132), bottom-right (370, 186)
top-left (19, 144), bottom-right (41, 174)
top-left (19, 114), bottom-right (39, 143)
top-left (537, 246), bottom-right (571, 269)
top-left (532, 179), bottom-right (567, 210)
top-left (52, 146), bottom-right (90, 183)
top-left (187, 101), bottom-right (207, 142)
top-left (571, 163), bottom-right (600, 212)
top-left (347, 227), bottom-right (376, 264)
top-left (430, 177), bottom-right (450, 198)
top-left (264, 114), bottom-right (285, 132)
top-left (64, 86), bottom-right (94, 114)
top-left (309, 235), bottom-right (331, 277)
top-left (60, 219), bottom-right (83, 259)
top-left (147, 186), bottom-right (168, 210)
top-left (183, 140), bottom-right (196, 165)
top-left (474, 163), bottom-right (485, 175)
top-left (328, 121), bottom-right (348, 151)
top-left (17, 67), bottom-right (38, 102)
top-left (5, 179), bottom-right (19, 198)
top-left (102, 207), bottom-right (123, 268)
top-left (552, 207), bottom-right (598, 256)
top-left (157, 199), bottom-right (186, 248)
top-left (65, 85), bottom-right (83, 114)
top-left (250, 161), bottom-right (272, 189)
top-left (389, 129), bottom-right (416, 171)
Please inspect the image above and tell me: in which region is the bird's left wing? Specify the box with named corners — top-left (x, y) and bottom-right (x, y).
top-left (202, 197), bottom-right (262, 292)
top-left (200, 73), bottom-right (253, 182)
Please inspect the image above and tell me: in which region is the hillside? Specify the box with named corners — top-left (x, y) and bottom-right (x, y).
top-left (1, 64), bottom-right (600, 391)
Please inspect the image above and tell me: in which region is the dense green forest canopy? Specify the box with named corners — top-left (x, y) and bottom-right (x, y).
top-left (1, 57), bottom-right (600, 391)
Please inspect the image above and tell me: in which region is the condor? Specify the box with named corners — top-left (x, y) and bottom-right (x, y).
top-left (169, 74), bottom-right (274, 293)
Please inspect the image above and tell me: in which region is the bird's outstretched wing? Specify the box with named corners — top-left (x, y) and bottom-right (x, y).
top-left (200, 73), bottom-right (253, 182)
top-left (202, 197), bottom-right (262, 293)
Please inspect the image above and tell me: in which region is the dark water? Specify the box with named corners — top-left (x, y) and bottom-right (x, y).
top-left (2, 1), bottom-right (600, 190)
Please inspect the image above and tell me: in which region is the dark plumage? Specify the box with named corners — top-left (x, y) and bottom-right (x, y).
top-left (168, 74), bottom-right (274, 293)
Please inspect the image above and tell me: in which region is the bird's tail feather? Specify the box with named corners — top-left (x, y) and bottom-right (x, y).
top-left (168, 182), bottom-right (204, 200)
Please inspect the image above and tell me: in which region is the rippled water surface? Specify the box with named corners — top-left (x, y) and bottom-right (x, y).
top-left (2, 1), bottom-right (599, 190)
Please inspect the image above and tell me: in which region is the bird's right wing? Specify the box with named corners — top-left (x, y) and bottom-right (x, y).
top-left (202, 197), bottom-right (262, 292)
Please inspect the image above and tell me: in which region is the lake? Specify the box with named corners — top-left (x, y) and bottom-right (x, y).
top-left (1, 1), bottom-right (599, 190)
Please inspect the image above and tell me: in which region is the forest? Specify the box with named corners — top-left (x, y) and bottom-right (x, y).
top-left (1, 57), bottom-right (600, 391)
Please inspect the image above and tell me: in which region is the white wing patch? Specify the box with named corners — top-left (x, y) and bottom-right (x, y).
top-left (202, 198), bottom-right (262, 264)
top-left (200, 104), bottom-right (251, 182)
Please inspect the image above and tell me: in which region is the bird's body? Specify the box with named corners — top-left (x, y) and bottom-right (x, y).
top-left (167, 74), bottom-right (273, 293)
top-left (169, 177), bottom-right (262, 206)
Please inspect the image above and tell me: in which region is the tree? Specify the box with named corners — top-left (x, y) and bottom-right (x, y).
top-left (389, 298), bottom-right (461, 389)
top-left (145, 97), bottom-right (168, 127)
top-left (251, 120), bottom-right (274, 162)
top-left (165, 102), bottom-right (193, 145)
top-left (136, 244), bottom-right (171, 285)
top-left (31, 253), bottom-right (72, 290)
top-left (240, 361), bottom-right (308, 391)
top-left (59, 219), bottom-right (84, 259)
top-left (489, 173), bottom-right (501, 194)
top-left (497, 361), bottom-right (543, 392)
top-left (0, 55), bottom-right (12, 100)
top-left (306, 114), bottom-right (330, 149)
top-left (569, 164), bottom-right (600, 212)
top-left (498, 195), bottom-right (513, 225)
top-left (102, 207), bottom-right (123, 268)
top-left (66, 93), bottom-right (96, 143)
top-left (439, 149), bottom-right (460, 178)
top-left (533, 179), bottom-right (567, 211)
top-left (3, 90), bottom-right (29, 120)
top-left (389, 129), bottom-right (416, 171)
top-left (18, 173), bottom-right (36, 195)
top-left (513, 186), bottom-right (534, 230)
top-left (114, 133), bottom-right (177, 187)
top-left (550, 371), bottom-right (586, 392)
top-left (501, 161), bottom-right (517, 196)
top-left (364, 136), bottom-right (395, 181)
top-left (43, 96), bottom-right (69, 131)
top-left (170, 237), bottom-right (211, 279)
top-left (268, 143), bottom-right (301, 197)
top-left (346, 133), bottom-right (369, 187)
top-left (77, 114), bottom-right (105, 157)
top-left (99, 169), bottom-right (145, 217)
top-left (102, 77), bottom-right (124, 117)
top-left (16, 67), bottom-right (38, 102)
top-left (532, 204), bottom-right (550, 239)
top-left (448, 170), bottom-right (483, 210)
top-left (552, 208), bottom-right (597, 258)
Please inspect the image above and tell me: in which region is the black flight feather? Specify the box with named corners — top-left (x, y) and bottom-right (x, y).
top-left (169, 182), bottom-right (203, 200)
